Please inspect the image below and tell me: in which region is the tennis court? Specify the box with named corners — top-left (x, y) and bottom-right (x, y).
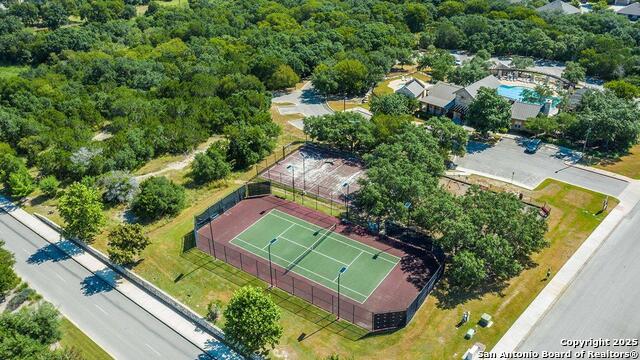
top-left (230, 209), bottom-right (400, 304)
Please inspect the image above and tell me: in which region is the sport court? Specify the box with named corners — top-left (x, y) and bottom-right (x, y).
top-left (230, 209), bottom-right (400, 303)
top-left (260, 144), bottom-right (365, 201)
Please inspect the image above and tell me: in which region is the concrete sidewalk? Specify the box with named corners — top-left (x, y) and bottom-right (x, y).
top-left (491, 180), bottom-right (640, 354)
top-left (0, 195), bottom-right (243, 360)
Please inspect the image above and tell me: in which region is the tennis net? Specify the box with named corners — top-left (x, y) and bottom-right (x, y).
top-left (285, 223), bottom-right (337, 272)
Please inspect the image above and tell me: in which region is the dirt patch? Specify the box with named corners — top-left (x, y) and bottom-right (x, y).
top-left (562, 189), bottom-right (594, 208)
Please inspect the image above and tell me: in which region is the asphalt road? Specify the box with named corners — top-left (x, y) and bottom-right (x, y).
top-left (456, 138), bottom-right (628, 197)
top-left (0, 211), bottom-right (211, 360)
top-left (272, 82), bottom-right (333, 117)
top-left (518, 200), bottom-right (640, 353)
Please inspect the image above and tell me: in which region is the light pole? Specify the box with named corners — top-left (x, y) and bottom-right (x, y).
top-left (342, 182), bottom-right (350, 220)
top-left (583, 126), bottom-right (591, 154)
top-left (268, 238), bottom-right (278, 288)
top-left (287, 164), bottom-right (295, 202)
top-left (511, 171), bottom-right (515, 184)
top-left (337, 266), bottom-right (347, 319)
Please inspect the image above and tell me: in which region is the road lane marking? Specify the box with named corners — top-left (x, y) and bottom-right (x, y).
top-left (94, 304), bottom-right (108, 315)
top-left (145, 343), bottom-right (162, 356)
top-left (54, 273), bottom-right (66, 283)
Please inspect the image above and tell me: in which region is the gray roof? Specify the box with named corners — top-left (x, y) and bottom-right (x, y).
top-left (397, 79), bottom-right (426, 98)
top-left (511, 102), bottom-right (542, 121)
top-left (419, 81), bottom-right (463, 108)
top-left (618, 2), bottom-right (640, 16)
top-left (536, 0), bottom-right (581, 14)
top-left (457, 75), bottom-right (502, 99)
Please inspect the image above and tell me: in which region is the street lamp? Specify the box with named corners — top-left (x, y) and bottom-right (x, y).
top-left (342, 182), bottom-right (350, 220)
top-left (286, 164), bottom-right (296, 201)
top-left (268, 238), bottom-right (278, 288)
top-left (337, 266), bottom-right (347, 319)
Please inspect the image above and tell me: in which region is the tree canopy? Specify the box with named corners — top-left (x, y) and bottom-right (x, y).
top-left (58, 182), bottom-right (105, 242)
top-left (223, 286), bottom-right (282, 356)
top-left (466, 88), bottom-right (512, 135)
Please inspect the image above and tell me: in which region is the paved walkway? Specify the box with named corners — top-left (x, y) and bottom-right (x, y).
top-left (491, 179), bottom-right (640, 354)
top-left (0, 195), bottom-right (243, 360)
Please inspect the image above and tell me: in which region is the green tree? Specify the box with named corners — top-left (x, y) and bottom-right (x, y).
top-left (223, 286), bottom-right (282, 356)
top-left (404, 2), bottom-right (430, 33)
top-left (448, 250), bottom-right (486, 289)
top-left (370, 93), bottom-right (418, 115)
top-left (58, 183), bottom-right (105, 241)
top-left (521, 85), bottom-right (554, 105)
top-left (225, 124), bottom-right (277, 169)
top-left (0, 241), bottom-right (20, 298)
top-left (466, 88), bottom-right (512, 135)
top-left (41, 1), bottom-right (69, 29)
top-left (98, 171), bottom-right (139, 204)
top-left (527, 116), bottom-right (559, 137)
top-left (449, 57), bottom-right (490, 86)
top-left (131, 177), bottom-right (186, 220)
top-left (9, 3), bottom-right (39, 27)
top-left (7, 168), bottom-right (35, 199)
top-left (304, 112), bottom-right (375, 153)
top-left (568, 90), bottom-right (640, 152)
top-left (426, 116), bottom-right (468, 156)
top-left (266, 64), bottom-right (300, 90)
top-left (562, 61), bottom-right (586, 84)
top-left (38, 175), bottom-right (60, 198)
top-left (107, 224), bottom-right (150, 265)
top-left (418, 49), bottom-right (454, 81)
top-left (604, 80), bottom-right (640, 100)
top-left (510, 56), bottom-right (534, 69)
top-left (189, 146), bottom-right (231, 185)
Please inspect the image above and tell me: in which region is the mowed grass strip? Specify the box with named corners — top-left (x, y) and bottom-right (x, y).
top-left (594, 144), bottom-right (640, 179)
top-left (59, 318), bottom-right (113, 360)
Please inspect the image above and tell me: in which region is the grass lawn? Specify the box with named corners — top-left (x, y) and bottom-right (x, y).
top-left (594, 144), bottom-right (640, 179)
top-left (0, 65), bottom-right (28, 79)
top-left (326, 100), bottom-right (369, 112)
top-left (59, 318), bottom-right (113, 360)
top-left (82, 173), bottom-right (615, 359)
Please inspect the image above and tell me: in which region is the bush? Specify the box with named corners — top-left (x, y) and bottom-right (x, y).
top-left (7, 168), bottom-right (35, 199)
top-left (38, 176), bottom-right (60, 198)
top-left (107, 224), bottom-right (150, 265)
top-left (131, 176), bottom-right (186, 220)
top-left (206, 300), bottom-right (222, 323)
top-left (5, 288), bottom-right (35, 312)
top-left (0, 241), bottom-right (20, 299)
top-left (189, 146), bottom-right (231, 185)
top-left (98, 171), bottom-right (139, 204)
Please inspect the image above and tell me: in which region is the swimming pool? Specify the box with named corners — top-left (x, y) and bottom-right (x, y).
top-left (497, 85), bottom-right (561, 107)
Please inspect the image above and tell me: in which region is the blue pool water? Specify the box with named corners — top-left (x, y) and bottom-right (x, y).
top-left (497, 85), bottom-right (561, 107)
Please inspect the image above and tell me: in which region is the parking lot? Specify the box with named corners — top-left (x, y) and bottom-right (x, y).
top-left (455, 137), bottom-right (628, 197)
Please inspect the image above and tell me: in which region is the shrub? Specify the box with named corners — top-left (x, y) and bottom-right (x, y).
top-left (38, 176), bottom-right (60, 198)
top-left (131, 176), bottom-right (185, 220)
top-left (98, 171), bottom-right (139, 204)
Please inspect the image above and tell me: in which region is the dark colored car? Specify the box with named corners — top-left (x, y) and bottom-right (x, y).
top-left (525, 139), bottom-right (542, 154)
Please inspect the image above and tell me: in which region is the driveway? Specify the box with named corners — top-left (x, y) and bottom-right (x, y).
top-left (272, 81), bottom-right (333, 118)
top-left (455, 137), bottom-right (628, 197)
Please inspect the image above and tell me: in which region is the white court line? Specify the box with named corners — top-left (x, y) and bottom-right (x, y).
top-left (231, 237), bottom-right (370, 301)
top-left (94, 304), bottom-right (108, 315)
top-left (362, 260), bottom-right (400, 304)
top-left (279, 235), bottom-right (349, 267)
top-left (145, 343), bottom-right (162, 356)
top-left (333, 251), bottom-right (362, 281)
top-left (268, 210), bottom-right (399, 265)
top-left (262, 224), bottom-right (296, 249)
top-left (286, 224), bottom-right (336, 269)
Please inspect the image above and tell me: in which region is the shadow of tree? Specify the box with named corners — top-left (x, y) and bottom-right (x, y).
top-left (433, 277), bottom-right (508, 310)
top-left (466, 141), bottom-right (493, 154)
top-left (81, 268), bottom-right (118, 296)
top-left (27, 240), bottom-right (84, 265)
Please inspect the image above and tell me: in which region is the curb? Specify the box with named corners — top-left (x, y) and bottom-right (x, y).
top-left (0, 197), bottom-right (242, 360)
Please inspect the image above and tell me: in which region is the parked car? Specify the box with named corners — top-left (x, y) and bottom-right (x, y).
top-left (525, 139), bottom-right (542, 153)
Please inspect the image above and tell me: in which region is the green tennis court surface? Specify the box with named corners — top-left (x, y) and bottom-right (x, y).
top-left (230, 209), bottom-right (400, 303)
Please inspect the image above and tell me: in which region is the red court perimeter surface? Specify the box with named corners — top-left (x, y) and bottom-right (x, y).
top-left (196, 195), bottom-right (437, 314)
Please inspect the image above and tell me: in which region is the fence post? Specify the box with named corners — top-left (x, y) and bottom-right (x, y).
top-left (208, 222), bottom-right (216, 258)
top-left (223, 246), bottom-right (227, 262)
top-left (240, 252), bottom-right (243, 270)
